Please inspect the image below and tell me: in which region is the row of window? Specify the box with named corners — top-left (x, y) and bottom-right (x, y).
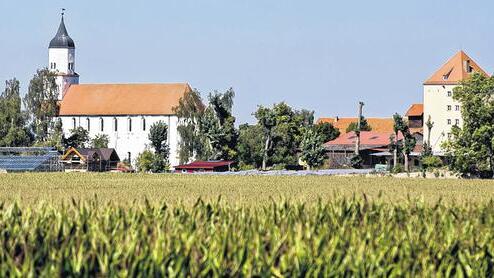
top-left (72, 117), bottom-right (147, 132)
top-left (447, 119), bottom-right (460, 126)
top-left (446, 105), bottom-right (460, 111)
top-left (49, 62), bottom-right (57, 70)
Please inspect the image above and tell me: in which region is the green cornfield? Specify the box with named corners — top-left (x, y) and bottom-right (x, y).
top-left (0, 173), bottom-right (494, 276)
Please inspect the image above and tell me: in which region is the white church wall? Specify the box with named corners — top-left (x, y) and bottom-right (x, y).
top-left (60, 115), bottom-right (181, 168)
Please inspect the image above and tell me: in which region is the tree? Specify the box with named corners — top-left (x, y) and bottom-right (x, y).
top-left (346, 116), bottom-right (372, 133)
top-left (300, 128), bottom-right (326, 170)
top-left (148, 121), bottom-right (170, 172)
top-left (314, 122), bottom-right (340, 143)
top-left (237, 124), bottom-right (264, 169)
top-left (91, 134), bottom-right (110, 148)
top-left (173, 89), bottom-right (208, 164)
top-left (392, 113), bottom-right (407, 169)
top-left (255, 102), bottom-right (313, 170)
top-left (200, 88), bottom-right (238, 161)
top-left (23, 68), bottom-right (59, 143)
top-left (65, 127), bottom-right (90, 148)
top-left (443, 73), bottom-right (494, 178)
top-left (136, 149), bottom-right (155, 172)
top-left (0, 78), bottom-right (31, 147)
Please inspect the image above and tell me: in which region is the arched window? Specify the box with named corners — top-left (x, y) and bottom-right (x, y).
top-left (100, 118), bottom-right (104, 132)
top-left (72, 118), bottom-right (76, 129)
top-left (142, 117), bottom-right (146, 131)
top-left (128, 118), bottom-right (132, 132)
top-left (86, 118), bottom-right (90, 131)
top-left (114, 118), bottom-right (118, 132)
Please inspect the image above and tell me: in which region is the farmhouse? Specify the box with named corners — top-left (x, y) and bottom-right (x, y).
top-left (317, 117), bottom-right (394, 134)
top-left (61, 147), bottom-right (121, 172)
top-left (48, 13), bottom-right (189, 167)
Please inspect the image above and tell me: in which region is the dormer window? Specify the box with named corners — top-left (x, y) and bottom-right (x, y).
top-left (464, 60), bottom-right (473, 73)
top-left (443, 68), bottom-right (453, 80)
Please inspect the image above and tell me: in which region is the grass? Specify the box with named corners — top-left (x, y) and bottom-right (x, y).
top-left (1, 173), bottom-right (494, 275)
top-left (0, 173), bottom-right (494, 206)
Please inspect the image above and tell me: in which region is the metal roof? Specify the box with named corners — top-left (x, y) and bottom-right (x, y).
top-left (49, 16), bottom-right (75, 49)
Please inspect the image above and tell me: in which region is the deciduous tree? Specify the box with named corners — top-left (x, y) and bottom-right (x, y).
top-left (0, 78), bottom-right (31, 146)
top-left (300, 128), bottom-right (326, 170)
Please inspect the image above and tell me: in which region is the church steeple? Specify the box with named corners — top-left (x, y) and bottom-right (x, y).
top-left (49, 10), bottom-right (75, 49)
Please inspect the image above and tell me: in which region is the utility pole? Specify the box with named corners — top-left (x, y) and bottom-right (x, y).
top-left (354, 101), bottom-right (364, 156)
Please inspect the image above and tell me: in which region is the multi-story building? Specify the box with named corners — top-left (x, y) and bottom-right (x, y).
top-left (423, 51), bottom-right (489, 154)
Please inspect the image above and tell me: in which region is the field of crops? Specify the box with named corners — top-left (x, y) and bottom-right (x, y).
top-left (1, 173), bottom-right (494, 275)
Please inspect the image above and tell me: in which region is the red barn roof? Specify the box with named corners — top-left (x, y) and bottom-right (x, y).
top-left (405, 104), bottom-right (423, 117)
top-left (324, 131), bottom-right (403, 151)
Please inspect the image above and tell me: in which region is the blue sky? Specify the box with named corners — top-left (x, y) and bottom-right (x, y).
top-left (1, 0), bottom-right (493, 124)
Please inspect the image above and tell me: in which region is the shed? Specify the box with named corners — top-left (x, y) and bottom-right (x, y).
top-left (61, 147), bottom-right (120, 172)
top-left (174, 161), bottom-right (235, 173)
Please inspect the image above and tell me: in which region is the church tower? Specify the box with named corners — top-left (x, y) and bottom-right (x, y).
top-left (48, 10), bottom-right (79, 100)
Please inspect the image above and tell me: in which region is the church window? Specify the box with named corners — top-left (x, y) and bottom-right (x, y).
top-left (142, 118), bottom-right (146, 131)
top-left (114, 118), bottom-right (118, 132)
top-left (72, 118), bottom-right (76, 129)
top-left (455, 105), bottom-right (460, 111)
top-left (447, 105), bottom-right (451, 111)
top-left (455, 119), bottom-right (460, 126)
top-left (447, 91), bottom-right (452, 97)
top-left (86, 118), bottom-right (90, 131)
top-left (447, 119), bottom-right (451, 125)
top-left (100, 118), bottom-right (104, 132)
top-left (128, 118), bottom-right (132, 132)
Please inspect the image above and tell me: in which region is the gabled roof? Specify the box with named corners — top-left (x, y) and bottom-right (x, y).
top-left (405, 104), bottom-right (423, 117)
top-left (59, 83), bottom-right (191, 116)
top-left (424, 51), bottom-right (489, 85)
top-left (317, 117), bottom-right (394, 134)
top-left (324, 131), bottom-right (403, 151)
top-left (62, 147), bottom-right (120, 162)
top-left (49, 16), bottom-right (75, 49)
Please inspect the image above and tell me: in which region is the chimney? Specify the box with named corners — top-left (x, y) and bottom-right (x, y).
top-left (335, 116), bottom-right (339, 123)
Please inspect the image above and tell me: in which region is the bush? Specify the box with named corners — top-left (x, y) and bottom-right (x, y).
top-left (392, 164), bottom-right (404, 174)
top-left (422, 156), bottom-right (443, 170)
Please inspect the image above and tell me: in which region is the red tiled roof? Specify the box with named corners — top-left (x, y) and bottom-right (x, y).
top-left (325, 131), bottom-right (403, 148)
top-left (424, 51), bottom-right (489, 85)
top-left (175, 161), bottom-right (234, 170)
top-left (317, 117), bottom-right (394, 134)
top-left (405, 104), bottom-right (423, 117)
top-left (59, 83), bottom-right (192, 116)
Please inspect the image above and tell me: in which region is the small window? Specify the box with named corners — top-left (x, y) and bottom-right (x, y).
top-left (100, 118), bottom-right (104, 132)
top-left (447, 91), bottom-right (452, 97)
top-left (447, 105), bottom-right (451, 111)
top-left (72, 118), bottom-right (76, 129)
top-left (53, 62), bottom-right (56, 69)
top-left (455, 119), bottom-right (460, 126)
top-left (86, 118), bottom-right (90, 131)
top-left (455, 105), bottom-right (460, 111)
top-left (142, 118), bottom-right (146, 131)
top-left (447, 119), bottom-right (451, 125)
top-left (447, 133), bottom-right (452, 139)
top-left (128, 118), bottom-right (132, 132)
top-left (114, 118), bottom-right (118, 132)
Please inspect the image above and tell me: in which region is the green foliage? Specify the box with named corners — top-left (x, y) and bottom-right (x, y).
top-left (0, 78), bottom-right (31, 147)
top-left (300, 128), bottom-right (326, 169)
top-left (1, 198), bottom-right (494, 276)
top-left (444, 73), bottom-right (494, 178)
top-left (174, 89), bottom-right (208, 164)
top-left (23, 68), bottom-right (59, 142)
top-left (200, 88), bottom-right (238, 161)
top-left (91, 134), bottom-right (110, 148)
top-left (421, 156), bottom-right (443, 170)
top-left (391, 113), bottom-right (416, 171)
top-left (392, 164), bottom-right (405, 173)
top-left (314, 122), bottom-right (340, 143)
top-left (345, 116), bottom-right (372, 133)
top-left (237, 124), bottom-right (264, 168)
top-left (255, 102), bottom-right (313, 170)
top-left (65, 127), bottom-right (90, 149)
top-left (136, 150), bottom-right (155, 172)
top-left (148, 121), bottom-right (170, 172)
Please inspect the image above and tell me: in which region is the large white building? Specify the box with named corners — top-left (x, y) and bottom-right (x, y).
top-left (423, 51), bottom-right (489, 154)
top-left (49, 14), bottom-right (189, 167)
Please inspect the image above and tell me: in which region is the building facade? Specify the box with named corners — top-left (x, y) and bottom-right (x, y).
top-left (423, 51), bottom-right (489, 154)
top-left (51, 14), bottom-right (189, 168)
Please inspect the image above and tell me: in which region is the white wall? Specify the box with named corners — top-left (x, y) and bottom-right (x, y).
top-left (49, 48), bottom-right (78, 100)
top-left (423, 85), bottom-right (462, 154)
top-left (60, 115), bottom-right (181, 168)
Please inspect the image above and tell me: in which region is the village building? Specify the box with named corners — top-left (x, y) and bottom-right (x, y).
top-left (317, 117), bottom-right (394, 134)
top-left (423, 51), bottom-right (489, 154)
top-left (174, 161), bottom-right (235, 173)
top-left (405, 104), bottom-right (423, 135)
top-left (61, 147), bottom-right (120, 172)
top-left (48, 14), bottom-right (189, 167)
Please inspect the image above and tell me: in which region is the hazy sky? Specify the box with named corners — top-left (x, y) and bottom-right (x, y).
top-left (1, 0), bottom-right (493, 124)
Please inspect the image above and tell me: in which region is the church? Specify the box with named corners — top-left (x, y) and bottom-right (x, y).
top-left (50, 13), bottom-right (189, 167)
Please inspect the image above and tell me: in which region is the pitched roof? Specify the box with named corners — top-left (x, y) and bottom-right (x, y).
top-left (61, 147), bottom-right (120, 162)
top-left (424, 51), bottom-right (489, 85)
top-left (324, 131), bottom-right (403, 151)
top-left (175, 160), bottom-right (235, 169)
top-left (317, 117), bottom-right (394, 134)
top-left (405, 103), bottom-right (423, 117)
top-left (59, 83), bottom-right (191, 116)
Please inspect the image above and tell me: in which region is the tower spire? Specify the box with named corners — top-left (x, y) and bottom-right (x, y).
top-left (61, 8), bottom-right (65, 18)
